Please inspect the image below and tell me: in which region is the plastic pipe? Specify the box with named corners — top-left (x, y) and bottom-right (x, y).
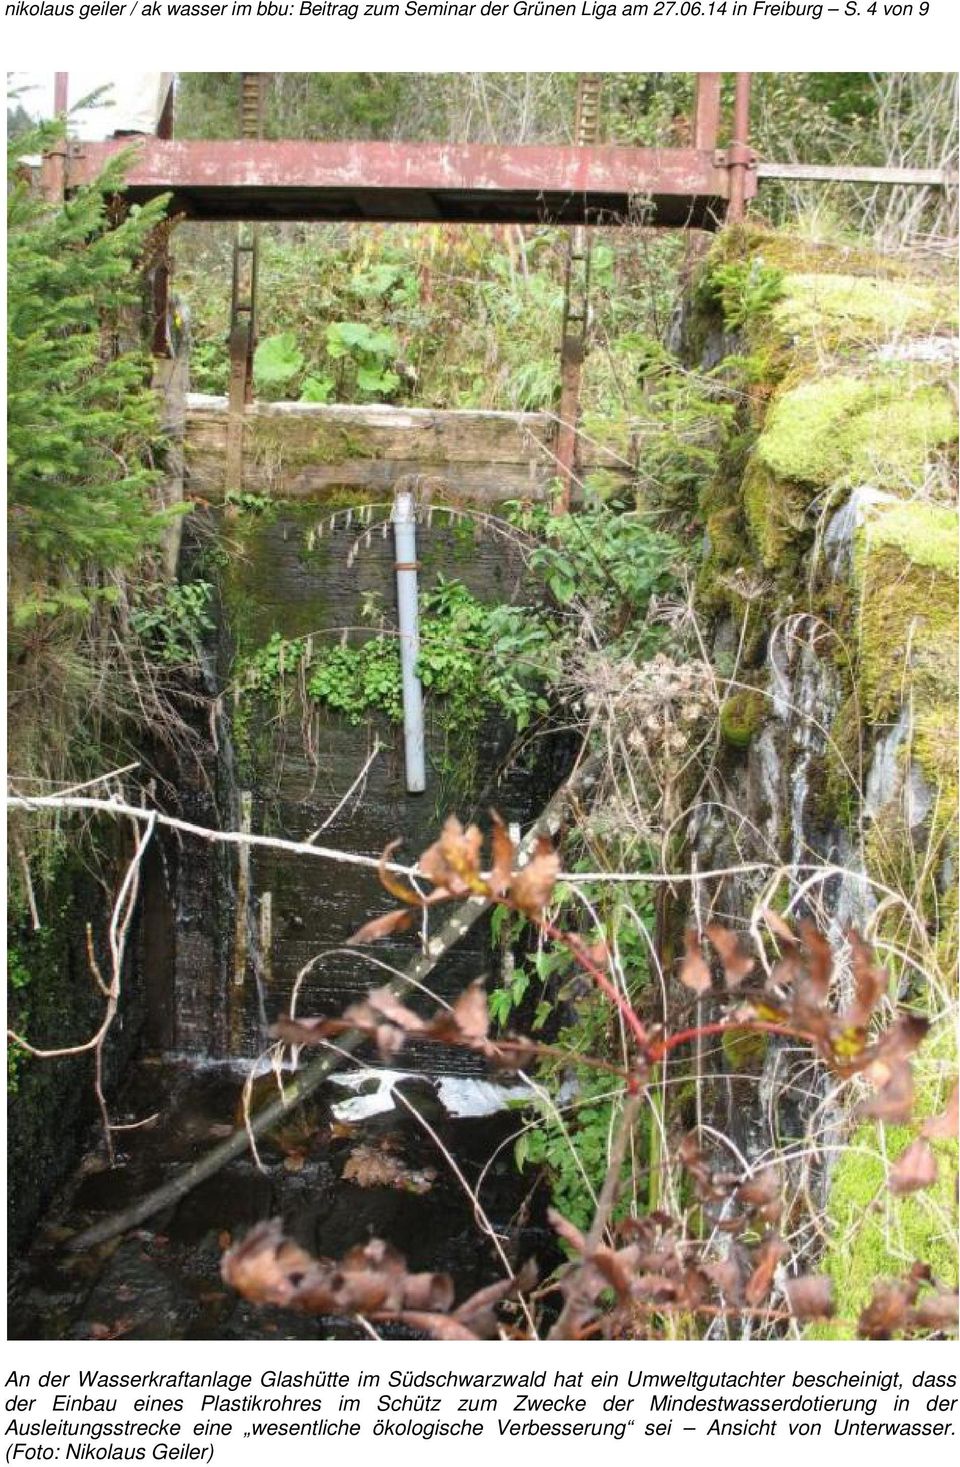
top-left (392, 488), bottom-right (427, 794)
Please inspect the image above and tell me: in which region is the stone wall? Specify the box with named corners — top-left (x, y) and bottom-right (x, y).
top-left (681, 226), bottom-right (958, 1327)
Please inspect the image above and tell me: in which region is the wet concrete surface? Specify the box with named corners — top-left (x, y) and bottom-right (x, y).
top-left (157, 502), bottom-right (565, 1064)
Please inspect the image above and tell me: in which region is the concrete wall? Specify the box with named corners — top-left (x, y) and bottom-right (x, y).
top-left (159, 502), bottom-right (571, 1066)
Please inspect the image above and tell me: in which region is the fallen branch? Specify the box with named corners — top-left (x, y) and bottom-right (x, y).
top-left (7, 791), bottom-right (888, 893)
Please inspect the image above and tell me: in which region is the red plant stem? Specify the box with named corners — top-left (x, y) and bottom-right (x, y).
top-left (536, 914), bottom-right (651, 1052)
top-left (529, 911), bottom-right (814, 1067)
top-left (648, 1019), bottom-right (814, 1062)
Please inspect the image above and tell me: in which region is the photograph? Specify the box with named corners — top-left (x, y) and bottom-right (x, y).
top-left (6, 67), bottom-right (959, 1346)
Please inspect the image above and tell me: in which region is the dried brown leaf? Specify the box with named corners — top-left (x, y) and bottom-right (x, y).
top-left (706, 923), bottom-right (755, 989)
top-left (489, 810), bottom-right (515, 898)
top-left (784, 1274), bottom-right (834, 1320)
top-left (888, 1138), bottom-right (938, 1195)
top-left (799, 921), bottom-right (832, 1002)
top-left (858, 1276), bottom-right (922, 1340)
top-left (744, 1234), bottom-right (787, 1307)
top-left (377, 837), bottom-right (426, 907)
top-left (858, 1059), bottom-right (915, 1124)
top-left (450, 981), bottom-right (490, 1042)
top-left (910, 1291), bottom-right (960, 1332)
top-left (844, 929), bottom-right (889, 1029)
top-left (342, 1145), bottom-right (436, 1194)
top-left (735, 1166), bottom-right (780, 1210)
top-left (418, 816), bottom-right (485, 898)
top-left (221, 1222), bottom-right (317, 1309)
top-left (453, 1258), bottom-right (537, 1339)
top-left (398, 1270), bottom-right (456, 1314)
top-left (590, 1245), bottom-right (653, 1304)
top-left (762, 908), bottom-right (798, 947)
top-left (922, 1081), bottom-right (959, 1140)
top-left (271, 1015), bottom-right (343, 1047)
top-left (702, 1258), bottom-right (743, 1302)
top-left (548, 1207), bottom-right (587, 1255)
top-left (349, 985), bottom-right (426, 1032)
top-left (679, 929), bottom-right (712, 996)
top-left (223, 1228), bottom-right (461, 1321)
top-left (509, 835), bottom-right (560, 919)
top-left (628, 1270), bottom-right (681, 1303)
top-left (346, 908), bottom-right (415, 946)
top-left (873, 1013), bottom-right (930, 1063)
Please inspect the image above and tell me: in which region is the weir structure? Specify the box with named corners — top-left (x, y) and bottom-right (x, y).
top-left (44, 70), bottom-right (756, 498)
top-left (42, 71), bottom-right (956, 500)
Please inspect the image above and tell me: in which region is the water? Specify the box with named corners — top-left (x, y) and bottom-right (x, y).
top-left (9, 1060), bottom-right (558, 1340)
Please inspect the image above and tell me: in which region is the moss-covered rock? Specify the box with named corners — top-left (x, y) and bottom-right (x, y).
top-left (719, 688), bottom-right (767, 748)
top-left (687, 228), bottom-right (958, 1332)
top-left (704, 504), bottom-right (747, 566)
top-left (855, 504), bottom-right (959, 727)
top-left (756, 374), bottom-right (956, 493)
top-left (773, 271), bottom-right (955, 343)
top-left (860, 500), bottom-right (958, 572)
top-left (691, 226), bottom-right (956, 605)
top-left (741, 458), bottom-right (806, 570)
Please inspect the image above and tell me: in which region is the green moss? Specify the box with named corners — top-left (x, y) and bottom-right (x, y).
top-left (756, 374), bottom-right (956, 492)
top-left (742, 458), bottom-right (806, 570)
top-left (721, 1026), bottom-right (769, 1072)
top-left (773, 272), bottom-right (954, 341)
top-left (862, 501), bottom-right (958, 573)
top-left (706, 222), bottom-right (946, 286)
top-left (705, 505), bottom-right (746, 566)
top-left (812, 1028), bottom-right (958, 1339)
top-left (719, 688), bottom-right (767, 748)
top-left (855, 514), bottom-right (958, 942)
top-left (855, 539), bottom-right (958, 727)
top-left (819, 695), bottom-right (862, 834)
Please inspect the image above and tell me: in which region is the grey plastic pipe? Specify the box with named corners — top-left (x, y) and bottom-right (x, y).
top-left (391, 487), bottom-right (427, 793)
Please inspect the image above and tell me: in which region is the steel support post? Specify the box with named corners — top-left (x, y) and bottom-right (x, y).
top-left (226, 74), bottom-right (266, 494)
top-left (727, 72), bottom-right (753, 222)
top-left (693, 72), bottom-right (722, 153)
top-left (555, 74), bottom-right (603, 512)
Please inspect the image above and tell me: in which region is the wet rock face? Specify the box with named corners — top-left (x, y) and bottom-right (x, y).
top-left (681, 231), bottom-right (958, 1196)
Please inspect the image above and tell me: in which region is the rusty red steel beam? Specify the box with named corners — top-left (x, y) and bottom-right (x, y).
top-left (63, 138), bottom-right (751, 227)
top-left (692, 72), bottom-right (722, 154)
top-left (41, 74), bottom-right (72, 202)
top-left (727, 73), bottom-right (754, 224)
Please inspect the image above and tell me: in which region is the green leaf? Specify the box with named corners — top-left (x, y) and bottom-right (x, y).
top-left (253, 332), bottom-right (304, 385)
top-left (356, 365), bottom-right (400, 395)
top-left (299, 373), bottom-right (335, 403)
top-left (532, 1000), bottom-right (553, 1031)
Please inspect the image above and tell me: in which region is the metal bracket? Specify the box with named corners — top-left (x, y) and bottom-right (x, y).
top-left (714, 146), bottom-right (758, 170)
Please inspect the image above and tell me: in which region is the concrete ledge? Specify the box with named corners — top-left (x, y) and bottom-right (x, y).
top-left (183, 396), bottom-right (630, 503)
